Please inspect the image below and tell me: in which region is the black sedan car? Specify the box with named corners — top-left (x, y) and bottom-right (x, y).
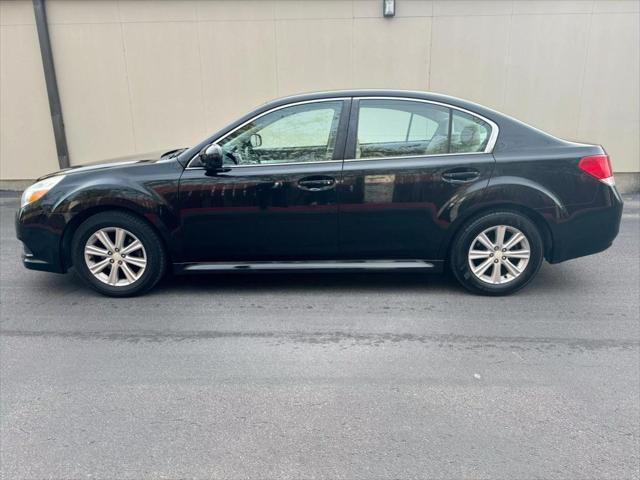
top-left (16, 90), bottom-right (623, 297)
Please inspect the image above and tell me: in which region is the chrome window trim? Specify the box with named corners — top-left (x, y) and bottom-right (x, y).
top-left (186, 97), bottom-right (347, 169)
top-left (186, 95), bottom-right (499, 170)
top-left (188, 159), bottom-right (344, 170)
top-left (344, 151), bottom-right (491, 164)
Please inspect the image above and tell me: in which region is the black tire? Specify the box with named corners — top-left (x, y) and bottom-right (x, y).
top-left (450, 211), bottom-right (544, 296)
top-left (71, 211), bottom-right (166, 297)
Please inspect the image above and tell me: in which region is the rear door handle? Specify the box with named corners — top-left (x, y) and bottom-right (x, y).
top-left (441, 169), bottom-right (480, 183)
top-left (298, 176), bottom-right (336, 191)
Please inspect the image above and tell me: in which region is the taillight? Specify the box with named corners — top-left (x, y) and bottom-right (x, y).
top-left (579, 154), bottom-right (615, 186)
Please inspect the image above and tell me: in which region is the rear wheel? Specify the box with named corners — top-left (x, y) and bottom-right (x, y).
top-left (450, 211), bottom-right (544, 295)
top-left (71, 211), bottom-right (166, 297)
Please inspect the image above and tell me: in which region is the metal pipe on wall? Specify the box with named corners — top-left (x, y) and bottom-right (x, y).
top-left (32, 0), bottom-right (69, 169)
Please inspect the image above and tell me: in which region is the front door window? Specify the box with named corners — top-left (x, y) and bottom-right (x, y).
top-left (218, 101), bottom-right (343, 165)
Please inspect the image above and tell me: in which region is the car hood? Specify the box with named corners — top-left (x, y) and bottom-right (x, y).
top-left (38, 148), bottom-right (186, 180)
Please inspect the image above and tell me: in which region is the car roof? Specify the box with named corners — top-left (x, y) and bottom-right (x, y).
top-left (264, 89), bottom-right (482, 112)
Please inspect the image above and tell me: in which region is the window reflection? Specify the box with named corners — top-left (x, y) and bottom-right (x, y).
top-left (355, 99), bottom-right (491, 159)
top-left (219, 101), bottom-right (343, 165)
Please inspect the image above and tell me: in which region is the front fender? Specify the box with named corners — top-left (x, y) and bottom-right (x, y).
top-left (55, 181), bottom-right (174, 233)
top-left (51, 170), bottom-right (182, 265)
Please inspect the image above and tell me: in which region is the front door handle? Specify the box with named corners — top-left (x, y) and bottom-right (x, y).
top-left (298, 176), bottom-right (336, 191)
top-left (441, 169), bottom-right (480, 183)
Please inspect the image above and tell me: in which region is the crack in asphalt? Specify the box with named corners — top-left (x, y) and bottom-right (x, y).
top-left (1, 329), bottom-right (638, 350)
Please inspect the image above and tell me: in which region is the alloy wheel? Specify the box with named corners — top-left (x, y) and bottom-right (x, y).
top-left (467, 225), bottom-right (531, 285)
top-left (84, 227), bottom-right (147, 286)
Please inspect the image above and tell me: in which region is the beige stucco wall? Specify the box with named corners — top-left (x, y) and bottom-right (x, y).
top-left (1, 0), bottom-right (639, 180)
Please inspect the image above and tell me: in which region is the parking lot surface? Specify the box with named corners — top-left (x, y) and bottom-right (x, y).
top-left (1, 193), bottom-right (639, 479)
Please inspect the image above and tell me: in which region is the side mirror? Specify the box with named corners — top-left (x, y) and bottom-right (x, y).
top-left (199, 144), bottom-right (224, 172)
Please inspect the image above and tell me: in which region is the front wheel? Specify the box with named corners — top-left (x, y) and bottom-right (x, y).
top-left (71, 211), bottom-right (166, 297)
top-left (450, 211), bottom-right (544, 296)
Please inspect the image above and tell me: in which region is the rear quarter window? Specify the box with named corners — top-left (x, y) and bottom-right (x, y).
top-left (450, 111), bottom-right (491, 153)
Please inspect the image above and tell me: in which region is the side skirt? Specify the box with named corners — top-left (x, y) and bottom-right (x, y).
top-left (173, 259), bottom-right (444, 274)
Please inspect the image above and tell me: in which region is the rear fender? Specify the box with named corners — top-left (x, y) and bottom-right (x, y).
top-left (483, 175), bottom-right (569, 218)
top-left (437, 176), bottom-right (565, 259)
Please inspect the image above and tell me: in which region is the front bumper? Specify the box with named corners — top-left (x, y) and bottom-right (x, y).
top-left (15, 207), bottom-right (66, 273)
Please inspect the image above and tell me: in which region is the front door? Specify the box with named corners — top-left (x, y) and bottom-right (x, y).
top-left (178, 99), bottom-right (349, 262)
top-left (337, 98), bottom-right (496, 260)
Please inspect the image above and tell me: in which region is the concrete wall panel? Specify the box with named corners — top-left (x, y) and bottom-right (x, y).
top-left (1, 0), bottom-right (639, 180)
top-left (46, 0), bottom-right (120, 24)
top-left (0, 2), bottom-right (58, 180)
top-left (430, 14), bottom-right (510, 110)
top-left (275, 0), bottom-right (353, 19)
top-left (198, 20), bottom-right (278, 131)
top-left (0, 0), bottom-right (36, 25)
top-left (433, 0), bottom-right (512, 16)
top-left (512, 1), bottom-right (594, 15)
top-left (593, 0), bottom-right (640, 13)
top-left (118, 0), bottom-right (197, 23)
top-left (275, 19), bottom-right (353, 95)
top-left (196, 0), bottom-right (275, 21)
top-left (503, 14), bottom-right (591, 140)
top-left (353, 17), bottom-right (430, 90)
top-left (50, 23), bottom-right (135, 163)
top-left (578, 13), bottom-right (640, 172)
top-left (121, 22), bottom-right (206, 152)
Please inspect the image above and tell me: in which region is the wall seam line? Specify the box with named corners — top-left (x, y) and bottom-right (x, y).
top-left (273, 13), bottom-right (280, 96)
top-left (501, 1), bottom-right (515, 110)
top-left (116, 0), bottom-right (138, 153)
top-left (194, 14), bottom-right (207, 139)
top-left (426, 4), bottom-right (434, 90)
top-left (351, 0), bottom-right (355, 88)
top-left (575, 1), bottom-right (596, 140)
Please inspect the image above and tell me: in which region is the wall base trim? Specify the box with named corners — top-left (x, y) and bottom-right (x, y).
top-left (614, 172), bottom-right (640, 194)
top-left (0, 180), bottom-right (33, 191)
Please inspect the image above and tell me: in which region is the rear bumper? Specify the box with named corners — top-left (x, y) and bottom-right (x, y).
top-left (547, 186), bottom-right (623, 264)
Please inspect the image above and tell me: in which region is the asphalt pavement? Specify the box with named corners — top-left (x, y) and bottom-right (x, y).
top-left (1, 193), bottom-right (639, 479)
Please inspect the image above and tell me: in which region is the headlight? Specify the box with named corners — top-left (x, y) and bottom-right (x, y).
top-left (20, 175), bottom-right (66, 208)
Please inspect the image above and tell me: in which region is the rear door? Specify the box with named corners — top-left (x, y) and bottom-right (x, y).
top-left (337, 97), bottom-right (496, 260)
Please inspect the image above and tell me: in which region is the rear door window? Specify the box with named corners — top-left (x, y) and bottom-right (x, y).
top-left (354, 99), bottom-right (492, 158)
top-left (356, 99), bottom-right (449, 159)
